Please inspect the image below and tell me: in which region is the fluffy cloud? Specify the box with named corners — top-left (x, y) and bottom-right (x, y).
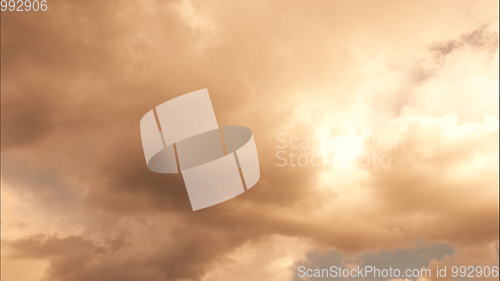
top-left (1, 0), bottom-right (498, 280)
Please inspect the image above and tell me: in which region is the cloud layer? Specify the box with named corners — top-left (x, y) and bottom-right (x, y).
top-left (1, 1), bottom-right (498, 281)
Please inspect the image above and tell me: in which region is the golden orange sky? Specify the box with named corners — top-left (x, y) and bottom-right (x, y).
top-left (1, 1), bottom-right (499, 281)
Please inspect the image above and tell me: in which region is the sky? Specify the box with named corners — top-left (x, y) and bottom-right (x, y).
top-left (1, 1), bottom-right (499, 281)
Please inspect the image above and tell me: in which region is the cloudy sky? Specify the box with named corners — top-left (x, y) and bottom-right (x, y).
top-left (1, 1), bottom-right (498, 281)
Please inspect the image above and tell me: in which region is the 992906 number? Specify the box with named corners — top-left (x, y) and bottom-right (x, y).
top-left (450, 265), bottom-right (499, 278)
top-left (1, 0), bottom-right (48, 12)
